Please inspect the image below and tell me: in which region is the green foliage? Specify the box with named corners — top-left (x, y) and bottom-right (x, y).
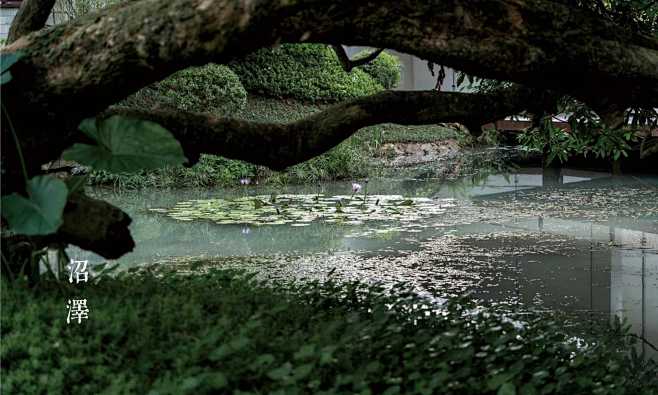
top-left (2, 269), bottom-right (657, 394)
top-left (561, 0), bottom-right (658, 35)
top-left (119, 64), bottom-right (247, 116)
top-left (87, 154), bottom-right (257, 189)
top-left (230, 44), bottom-right (384, 102)
top-left (1, 52), bottom-right (21, 85)
top-left (88, 97), bottom-right (466, 189)
top-left (356, 50), bottom-right (402, 89)
top-left (1, 176), bottom-right (68, 236)
top-left (63, 116), bottom-right (187, 173)
top-left (271, 140), bottom-right (370, 185)
top-left (516, 100), bottom-right (651, 165)
top-left (122, 64), bottom-right (247, 116)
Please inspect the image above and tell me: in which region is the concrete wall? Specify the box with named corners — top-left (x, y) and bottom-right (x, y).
top-left (1, 6), bottom-right (67, 42)
top-left (0, 7), bottom-right (18, 41)
top-left (345, 46), bottom-right (463, 92)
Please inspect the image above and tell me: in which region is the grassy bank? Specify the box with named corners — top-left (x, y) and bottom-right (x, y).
top-left (2, 268), bottom-right (657, 394)
top-left (88, 96), bottom-right (465, 189)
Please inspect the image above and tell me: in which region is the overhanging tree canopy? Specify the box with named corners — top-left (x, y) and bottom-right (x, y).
top-left (1, 0), bottom-right (657, 259)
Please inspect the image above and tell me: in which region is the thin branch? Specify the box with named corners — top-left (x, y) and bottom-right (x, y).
top-left (7, 0), bottom-right (57, 44)
top-left (332, 45), bottom-right (385, 72)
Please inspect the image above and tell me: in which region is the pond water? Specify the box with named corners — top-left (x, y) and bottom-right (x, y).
top-left (71, 167), bottom-right (658, 358)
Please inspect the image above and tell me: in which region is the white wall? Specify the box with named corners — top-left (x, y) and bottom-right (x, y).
top-left (344, 46), bottom-right (461, 92)
top-left (0, 7), bottom-right (19, 41)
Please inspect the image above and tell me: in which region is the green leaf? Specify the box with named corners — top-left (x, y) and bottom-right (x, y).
top-left (62, 115), bottom-right (187, 173)
top-left (0, 72), bottom-right (12, 85)
top-left (1, 176), bottom-right (68, 235)
top-left (1, 52), bottom-right (22, 85)
top-left (208, 372), bottom-right (228, 389)
top-left (498, 383), bottom-right (517, 395)
top-left (267, 363), bottom-right (292, 381)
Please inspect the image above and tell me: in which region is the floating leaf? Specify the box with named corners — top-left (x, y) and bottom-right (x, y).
top-left (62, 115), bottom-right (187, 173)
top-left (253, 199), bottom-right (266, 209)
top-left (1, 176), bottom-right (68, 235)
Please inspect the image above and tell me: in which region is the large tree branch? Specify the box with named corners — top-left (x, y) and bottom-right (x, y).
top-left (6, 0), bottom-right (57, 44)
top-left (3, 0), bottom-right (655, 115)
top-left (2, 0), bottom-right (658, 188)
top-left (2, 193), bottom-right (134, 260)
top-left (106, 88), bottom-right (555, 170)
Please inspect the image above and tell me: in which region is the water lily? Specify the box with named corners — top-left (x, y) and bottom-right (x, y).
top-left (239, 178), bottom-right (251, 185)
top-left (352, 183), bottom-right (362, 194)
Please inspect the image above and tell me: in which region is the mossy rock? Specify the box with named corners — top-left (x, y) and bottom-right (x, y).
top-left (230, 44), bottom-right (384, 103)
top-left (122, 64), bottom-right (247, 116)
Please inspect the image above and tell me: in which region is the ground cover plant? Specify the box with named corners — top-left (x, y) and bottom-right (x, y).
top-left (2, 268), bottom-right (657, 394)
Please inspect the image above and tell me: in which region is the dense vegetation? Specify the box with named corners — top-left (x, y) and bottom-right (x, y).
top-left (355, 50), bottom-right (402, 90)
top-left (87, 48), bottom-right (463, 189)
top-left (230, 44), bottom-right (386, 102)
top-left (121, 64), bottom-right (247, 116)
top-left (88, 95), bottom-right (462, 189)
top-left (3, 268), bottom-right (657, 395)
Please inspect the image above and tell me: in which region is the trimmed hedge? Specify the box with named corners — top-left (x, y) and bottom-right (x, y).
top-left (122, 64), bottom-right (247, 116)
top-left (356, 50), bottom-right (402, 89)
top-left (230, 44), bottom-right (384, 102)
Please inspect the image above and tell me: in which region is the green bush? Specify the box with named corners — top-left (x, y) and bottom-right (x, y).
top-left (2, 268), bottom-right (657, 394)
top-left (356, 50), bottom-right (402, 89)
top-left (230, 44), bottom-right (384, 102)
top-left (122, 64), bottom-right (247, 116)
top-left (87, 154), bottom-right (257, 189)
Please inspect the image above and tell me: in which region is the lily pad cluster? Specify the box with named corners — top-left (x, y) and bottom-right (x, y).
top-left (153, 194), bottom-right (457, 227)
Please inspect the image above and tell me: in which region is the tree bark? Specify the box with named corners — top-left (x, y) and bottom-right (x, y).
top-left (107, 87), bottom-right (555, 170)
top-left (332, 45), bottom-right (385, 72)
top-left (2, 0), bottom-right (657, 189)
top-left (2, 193), bottom-right (135, 260)
top-left (6, 0), bottom-right (57, 44)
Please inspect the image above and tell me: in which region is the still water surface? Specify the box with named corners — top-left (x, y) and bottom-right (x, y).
top-left (72, 168), bottom-right (658, 357)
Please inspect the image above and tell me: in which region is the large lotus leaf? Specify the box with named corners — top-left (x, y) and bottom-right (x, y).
top-left (1, 52), bottom-right (22, 85)
top-left (1, 176), bottom-right (69, 235)
top-left (62, 115), bottom-right (187, 173)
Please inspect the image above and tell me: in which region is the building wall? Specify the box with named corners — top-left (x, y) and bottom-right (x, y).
top-left (345, 46), bottom-right (462, 92)
top-left (0, 7), bottom-right (18, 41)
top-left (1, 4), bottom-right (66, 42)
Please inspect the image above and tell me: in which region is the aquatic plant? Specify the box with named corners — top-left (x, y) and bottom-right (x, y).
top-left (153, 194), bottom-right (455, 230)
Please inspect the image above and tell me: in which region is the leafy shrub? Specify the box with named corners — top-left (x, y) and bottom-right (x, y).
top-left (272, 139), bottom-right (370, 184)
top-left (87, 154), bottom-right (257, 189)
top-left (230, 44), bottom-right (384, 102)
top-left (2, 268), bottom-right (657, 394)
top-left (356, 50), bottom-right (402, 89)
top-left (122, 64), bottom-right (247, 116)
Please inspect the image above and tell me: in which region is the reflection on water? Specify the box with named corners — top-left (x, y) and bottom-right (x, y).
top-left (71, 168), bottom-right (658, 358)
